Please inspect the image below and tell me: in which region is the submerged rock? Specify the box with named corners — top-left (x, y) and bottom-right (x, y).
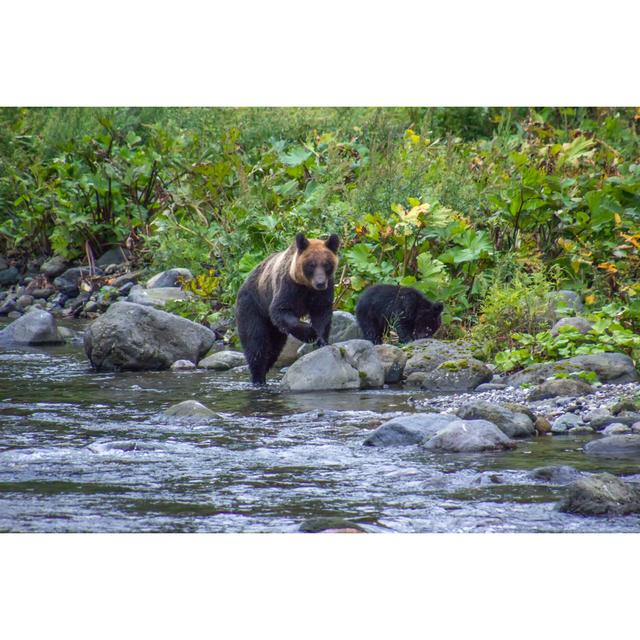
top-left (299, 517), bottom-right (367, 533)
top-left (282, 340), bottom-right (384, 392)
top-left (84, 301), bottom-right (215, 371)
top-left (198, 351), bottom-right (246, 370)
top-left (528, 378), bottom-right (594, 401)
top-left (558, 473), bottom-right (640, 515)
top-left (421, 419), bottom-right (517, 453)
top-left (528, 465), bottom-right (583, 484)
top-left (583, 435), bottom-right (640, 458)
top-left (163, 400), bottom-right (215, 418)
top-left (0, 309), bottom-right (63, 345)
top-left (455, 400), bottom-right (535, 438)
top-left (363, 413), bottom-right (458, 447)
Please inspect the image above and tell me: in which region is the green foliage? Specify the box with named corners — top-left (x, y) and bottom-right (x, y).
top-left (494, 303), bottom-right (640, 372)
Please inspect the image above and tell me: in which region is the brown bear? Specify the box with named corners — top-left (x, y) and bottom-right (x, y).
top-left (235, 233), bottom-right (340, 385)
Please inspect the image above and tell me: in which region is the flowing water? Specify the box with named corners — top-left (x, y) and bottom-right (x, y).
top-left (1, 321), bottom-right (640, 533)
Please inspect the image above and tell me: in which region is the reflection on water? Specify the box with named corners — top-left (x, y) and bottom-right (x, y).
top-left (1, 320), bottom-right (639, 532)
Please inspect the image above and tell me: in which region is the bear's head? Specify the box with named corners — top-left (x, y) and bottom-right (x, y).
top-left (291, 233), bottom-right (340, 291)
top-left (414, 300), bottom-right (444, 339)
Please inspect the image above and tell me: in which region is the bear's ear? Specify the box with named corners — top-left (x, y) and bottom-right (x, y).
top-left (324, 234), bottom-right (340, 254)
top-left (295, 233), bottom-right (310, 253)
top-left (433, 301), bottom-right (444, 314)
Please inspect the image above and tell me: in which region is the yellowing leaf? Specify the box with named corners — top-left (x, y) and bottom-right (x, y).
top-left (614, 213), bottom-right (622, 226)
top-left (584, 294), bottom-right (596, 305)
top-left (597, 262), bottom-right (619, 273)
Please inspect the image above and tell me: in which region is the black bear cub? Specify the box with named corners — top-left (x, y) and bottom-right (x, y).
top-left (355, 284), bottom-right (443, 345)
top-left (236, 233), bottom-right (340, 385)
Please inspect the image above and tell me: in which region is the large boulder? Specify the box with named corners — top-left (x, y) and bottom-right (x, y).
top-left (126, 285), bottom-right (190, 307)
top-left (421, 419), bottom-right (517, 453)
top-left (528, 378), bottom-right (594, 400)
top-left (363, 413), bottom-right (458, 446)
top-left (297, 311), bottom-right (363, 357)
top-left (455, 400), bottom-right (535, 438)
top-left (583, 435), bottom-right (640, 458)
top-left (403, 339), bottom-right (474, 377)
top-left (198, 350), bottom-right (246, 370)
top-left (84, 301), bottom-right (215, 371)
top-left (557, 473), bottom-right (640, 515)
top-left (282, 339), bottom-right (384, 392)
top-left (406, 357), bottom-right (492, 392)
top-left (374, 344), bottom-right (408, 383)
top-left (507, 353), bottom-right (638, 387)
top-left (146, 268), bottom-right (193, 289)
top-left (0, 309), bottom-right (63, 345)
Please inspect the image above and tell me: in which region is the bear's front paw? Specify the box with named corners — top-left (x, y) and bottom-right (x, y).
top-left (315, 337), bottom-right (328, 348)
top-left (300, 325), bottom-right (318, 343)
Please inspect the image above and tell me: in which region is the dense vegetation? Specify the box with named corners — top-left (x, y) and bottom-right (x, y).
top-left (1, 107), bottom-right (639, 363)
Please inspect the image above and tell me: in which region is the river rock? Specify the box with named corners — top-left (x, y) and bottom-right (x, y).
top-left (146, 268), bottom-right (193, 289)
top-left (568, 425), bottom-right (595, 435)
top-left (0, 267), bottom-right (19, 287)
top-left (374, 344), bottom-right (407, 383)
top-left (163, 400), bottom-right (215, 418)
top-left (112, 271), bottom-right (142, 288)
top-left (363, 413), bottom-right (458, 447)
top-left (455, 400), bottom-right (535, 438)
top-left (198, 350), bottom-right (246, 370)
top-left (403, 339), bottom-right (474, 377)
top-left (40, 255), bottom-right (68, 279)
top-left (589, 413), bottom-right (640, 430)
top-left (558, 473), bottom-right (640, 515)
top-left (282, 339), bottom-right (384, 392)
top-left (421, 419), bottom-right (517, 453)
top-left (602, 423), bottom-right (632, 436)
top-left (507, 353), bottom-right (638, 387)
top-left (297, 311), bottom-right (364, 357)
top-left (84, 301), bottom-right (215, 371)
top-left (96, 247), bottom-right (130, 268)
top-left (551, 413), bottom-right (582, 434)
top-left (127, 285), bottom-right (190, 307)
top-left (528, 465), bottom-right (583, 484)
top-left (528, 378), bottom-right (594, 401)
top-left (16, 294), bottom-right (34, 309)
top-left (0, 309), bottom-right (63, 345)
top-left (53, 267), bottom-right (101, 298)
top-left (475, 383), bottom-right (508, 392)
top-left (275, 335), bottom-right (304, 367)
top-left (583, 434), bottom-right (640, 458)
top-left (299, 517), bottom-right (367, 533)
top-left (406, 357), bottom-right (492, 392)
top-left (171, 359), bottom-right (196, 370)
top-left (0, 297), bottom-right (16, 316)
top-left (31, 287), bottom-right (55, 300)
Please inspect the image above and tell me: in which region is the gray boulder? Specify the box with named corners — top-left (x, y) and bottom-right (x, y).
top-left (171, 359), bottom-right (196, 370)
top-left (507, 352), bottom-right (638, 387)
top-left (528, 378), bottom-right (594, 401)
top-left (164, 400), bottom-right (215, 418)
top-left (589, 413), bottom-right (640, 430)
top-left (297, 311), bottom-right (363, 357)
top-left (40, 255), bottom-right (68, 279)
top-left (0, 309), bottom-right (63, 345)
top-left (406, 357), bottom-right (492, 392)
top-left (421, 419), bottom-right (517, 453)
top-left (583, 435), bottom-right (640, 458)
top-left (84, 301), bottom-right (215, 371)
top-left (146, 268), bottom-right (193, 289)
top-left (198, 350), bottom-right (246, 370)
top-left (558, 473), bottom-right (640, 515)
top-left (0, 267), bottom-right (19, 287)
top-left (551, 317), bottom-right (594, 336)
top-left (127, 285), bottom-right (190, 307)
top-left (96, 247), bottom-right (130, 268)
top-left (455, 400), bottom-right (535, 438)
top-left (275, 335), bottom-right (304, 367)
top-left (363, 413), bottom-right (458, 447)
top-left (282, 339), bottom-right (384, 392)
top-left (374, 344), bottom-right (407, 383)
top-left (403, 339), bottom-right (474, 377)
top-left (602, 423), bottom-right (632, 436)
top-left (54, 267), bottom-right (101, 297)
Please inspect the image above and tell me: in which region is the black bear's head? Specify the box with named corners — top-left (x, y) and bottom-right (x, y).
top-left (414, 300), bottom-right (444, 339)
top-left (292, 233), bottom-right (340, 291)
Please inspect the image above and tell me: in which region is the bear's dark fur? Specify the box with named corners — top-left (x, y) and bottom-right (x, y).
top-left (355, 284), bottom-right (443, 345)
top-left (236, 233), bottom-right (340, 384)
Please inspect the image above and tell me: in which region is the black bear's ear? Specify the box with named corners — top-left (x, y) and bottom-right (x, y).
top-left (433, 301), bottom-right (444, 314)
top-left (324, 234), bottom-right (340, 254)
top-left (295, 233), bottom-right (310, 252)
